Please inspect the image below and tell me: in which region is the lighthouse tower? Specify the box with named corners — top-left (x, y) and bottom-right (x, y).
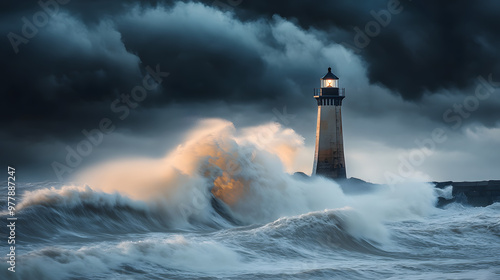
top-left (313, 67), bottom-right (347, 179)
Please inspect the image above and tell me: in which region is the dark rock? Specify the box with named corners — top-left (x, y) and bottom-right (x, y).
top-left (433, 180), bottom-right (500, 207)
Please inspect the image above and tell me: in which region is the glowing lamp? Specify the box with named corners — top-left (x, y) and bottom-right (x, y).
top-left (320, 67), bottom-right (339, 88)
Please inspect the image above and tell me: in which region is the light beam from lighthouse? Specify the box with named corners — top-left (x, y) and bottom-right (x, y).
top-left (313, 67), bottom-right (347, 179)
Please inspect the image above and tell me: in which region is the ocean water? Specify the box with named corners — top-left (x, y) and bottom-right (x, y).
top-left (1, 120), bottom-right (499, 279)
top-left (1, 182), bottom-right (499, 280)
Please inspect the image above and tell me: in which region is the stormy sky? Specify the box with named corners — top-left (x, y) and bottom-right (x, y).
top-left (2, 0), bottom-right (499, 183)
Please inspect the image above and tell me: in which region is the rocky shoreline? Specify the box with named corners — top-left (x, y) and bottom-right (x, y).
top-left (293, 173), bottom-right (500, 207)
top-left (434, 180), bottom-right (500, 206)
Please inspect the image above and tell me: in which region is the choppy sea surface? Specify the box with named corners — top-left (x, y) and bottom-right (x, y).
top-left (1, 180), bottom-right (499, 280)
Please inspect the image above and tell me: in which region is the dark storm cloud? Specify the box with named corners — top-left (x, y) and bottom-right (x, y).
top-left (1, 18), bottom-right (141, 140)
top-left (2, 0), bottom-right (499, 182)
top-left (1, 0), bottom-right (318, 141)
top-left (3, 0), bottom-right (499, 129)
top-left (216, 0), bottom-right (500, 100)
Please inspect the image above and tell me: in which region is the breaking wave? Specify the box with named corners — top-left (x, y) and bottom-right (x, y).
top-left (2, 119), bottom-right (498, 280)
top-left (10, 120), bottom-right (438, 243)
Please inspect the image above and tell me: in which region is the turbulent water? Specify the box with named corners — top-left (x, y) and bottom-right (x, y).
top-left (1, 120), bottom-right (499, 279)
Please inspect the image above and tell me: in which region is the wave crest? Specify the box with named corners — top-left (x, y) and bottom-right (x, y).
top-left (9, 119), bottom-right (438, 244)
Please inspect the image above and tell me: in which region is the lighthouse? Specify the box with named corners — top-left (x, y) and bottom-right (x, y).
top-left (313, 67), bottom-right (347, 179)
